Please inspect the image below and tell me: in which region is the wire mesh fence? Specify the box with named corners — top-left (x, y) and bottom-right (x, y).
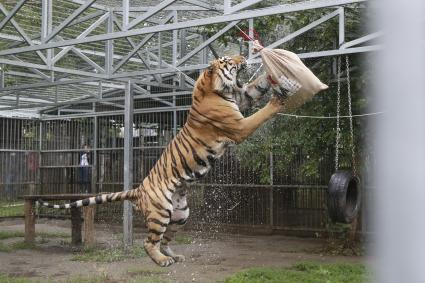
top-left (0, 114), bottom-right (369, 234)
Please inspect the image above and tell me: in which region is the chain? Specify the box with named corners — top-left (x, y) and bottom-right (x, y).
top-left (346, 56), bottom-right (357, 175)
top-left (335, 56), bottom-right (341, 172)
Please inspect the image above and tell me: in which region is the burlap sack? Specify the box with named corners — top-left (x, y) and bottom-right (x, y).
top-left (258, 46), bottom-right (328, 112)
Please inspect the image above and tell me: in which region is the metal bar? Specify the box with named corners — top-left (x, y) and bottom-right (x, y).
top-left (0, 3), bottom-right (48, 64)
top-left (52, 12), bottom-right (110, 64)
top-left (68, 0), bottom-right (108, 11)
top-left (0, 0), bottom-right (26, 32)
top-left (105, 10), bottom-right (114, 76)
top-left (122, 0), bottom-right (129, 30)
top-left (41, 0), bottom-right (53, 66)
top-left (0, 58), bottom-right (105, 78)
top-left (148, 52), bottom-right (196, 85)
top-left (183, 0), bottom-right (222, 11)
top-left (341, 31), bottom-right (382, 49)
top-left (114, 6), bottom-right (213, 12)
top-left (7, 10), bottom-right (105, 49)
top-left (127, 0), bottom-right (177, 30)
top-left (250, 9), bottom-right (341, 60)
top-left (227, 0), bottom-right (263, 14)
top-left (92, 116), bottom-right (97, 193)
top-left (113, 13), bottom-right (174, 73)
top-left (176, 21), bottom-right (239, 66)
top-left (0, 77), bottom-right (103, 92)
top-left (137, 81), bottom-right (191, 91)
top-left (40, 106), bottom-right (191, 119)
top-left (0, 64), bottom-right (4, 88)
top-left (123, 81), bottom-right (133, 249)
top-left (69, 47), bottom-right (105, 73)
top-left (223, 0), bottom-right (231, 14)
top-left (0, 0), bottom-right (367, 56)
top-left (338, 7), bottom-right (345, 45)
top-left (44, 0), bottom-right (97, 42)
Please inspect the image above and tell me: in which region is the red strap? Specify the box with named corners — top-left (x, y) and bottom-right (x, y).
top-left (267, 75), bottom-right (278, 85)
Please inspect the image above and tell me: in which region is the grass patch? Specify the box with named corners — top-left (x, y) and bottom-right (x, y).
top-left (0, 273), bottom-right (32, 283)
top-left (71, 245), bottom-right (147, 263)
top-left (0, 242), bottom-right (12, 252)
top-left (0, 273), bottom-right (111, 283)
top-left (223, 262), bottom-right (367, 283)
top-left (0, 241), bottom-right (38, 252)
top-left (0, 230), bottom-right (24, 240)
top-left (127, 266), bottom-right (166, 276)
top-left (175, 234), bottom-right (193, 244)
top-left (0, 230), bottom-right (70, 240)
top-left (0, 202), bottom-right (24, 217)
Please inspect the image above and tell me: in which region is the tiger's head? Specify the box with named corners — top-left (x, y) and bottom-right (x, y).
top-left (207, 55), bottom-right (247, 93)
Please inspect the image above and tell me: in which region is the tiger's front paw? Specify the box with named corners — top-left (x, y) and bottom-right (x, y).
top-left (156, 255), bottom-right (175, 267)
top-left (271, 75), bottom-right (301, 101)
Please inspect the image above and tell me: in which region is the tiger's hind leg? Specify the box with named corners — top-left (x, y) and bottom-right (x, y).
top-left (143, 204), bottom-right (175, 267)
top-left (160, 189), bottom-right (189, 262)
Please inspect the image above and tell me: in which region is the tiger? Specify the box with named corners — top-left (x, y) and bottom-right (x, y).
top-left (37, 55), bottom-right (301, 267)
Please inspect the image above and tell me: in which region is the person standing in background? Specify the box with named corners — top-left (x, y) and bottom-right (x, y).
top-left (79, 144), bottom-right (91, 193)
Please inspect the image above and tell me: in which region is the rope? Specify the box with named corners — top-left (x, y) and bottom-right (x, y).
top-left (275, 111), bottom-right (383, 119)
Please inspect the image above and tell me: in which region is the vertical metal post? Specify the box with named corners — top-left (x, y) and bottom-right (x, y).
top-left (172, 11), bottom-right (178, 136)
top-left (41, 0), bottom-right (53, 66)
top-left (91, 116), bottom-right (97, 193)
top-left (269, 150), bottom-right (274, 228)
top-left (179, 29), bottom-right (186, 87)
top-left (224, 0), bottom-right (231, 14)
top-left (201, 35), bottom-right (208, 64)
top-left (38, 121), bottom-right (42, 194)
top-left (122, 0), bottom-right (129, 31)
top-left (0, 64), bottom-right (4, 88)
top-left (123, 81), bottom-right (133, 249)
top-left (338, 7), bottom-right (345, 46)
top-left (105, 9), bottom-right (114, 76)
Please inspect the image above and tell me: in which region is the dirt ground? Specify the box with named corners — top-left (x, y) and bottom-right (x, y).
top-left (0, 218), bottom-right (363, 282)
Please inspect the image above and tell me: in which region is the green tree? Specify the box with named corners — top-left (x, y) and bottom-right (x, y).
top-left (204, 4), bottom-right (370, 183)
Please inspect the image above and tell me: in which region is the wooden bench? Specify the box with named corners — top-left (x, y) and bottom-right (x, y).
top-left (21, 194), bottom-right (96, 246)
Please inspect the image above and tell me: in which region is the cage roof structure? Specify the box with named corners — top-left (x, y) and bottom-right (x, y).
top-left (0, 0), bottom-right (377, 118)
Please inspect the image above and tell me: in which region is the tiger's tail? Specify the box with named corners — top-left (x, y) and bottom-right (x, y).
top-left (36, 189), bottom-right (138, 209)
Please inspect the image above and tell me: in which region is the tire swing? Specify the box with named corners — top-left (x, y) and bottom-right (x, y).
top-left (327, 56), bottom-right (361, 224)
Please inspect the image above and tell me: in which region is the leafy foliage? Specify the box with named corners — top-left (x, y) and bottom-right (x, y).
top-left (224, 4), bottom-right (370, 183)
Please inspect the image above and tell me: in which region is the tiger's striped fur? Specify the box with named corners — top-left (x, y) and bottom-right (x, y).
top-left (37, 55), bottom-right (296, 267)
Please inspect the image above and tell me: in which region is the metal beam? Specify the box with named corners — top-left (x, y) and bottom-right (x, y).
top-left (113, 13), bottom-right (174, 73)
top-left (0, 58), bottom-right (105, 78)
top-left (127, 0), bottom-right (177, 30)
top-left (0, 0), bottom-right (367, 56)
top-left (44, 0), bottom-right (97, 42)
top-left (226, 0), bottom-right (263, 14)
top-left (123, 80), bottom-right (133, 249)
top-left (341, 31), bottom-right (382, 49)
top-left (182, 0), bottom-right (222, 11)
top-left (114, 6), bottom-right (212, 11)
top-left (52, 12), bottom-right (110, 65)
top-left (249, 9), bottom-right (341, 60)
top-left (0, 0), bottom-right (26, 32)
top-left (0, 3), bottom-right (48, 64)
top-left (177, 21), bottom-right (239, 66)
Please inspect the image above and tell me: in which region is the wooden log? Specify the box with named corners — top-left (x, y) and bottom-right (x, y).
top-left (24, 199), bottom-right (36, 243)
top-left (70, 207), bottom-right (82, 245)
top-left (83, 206), bottom-right (95, 246)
